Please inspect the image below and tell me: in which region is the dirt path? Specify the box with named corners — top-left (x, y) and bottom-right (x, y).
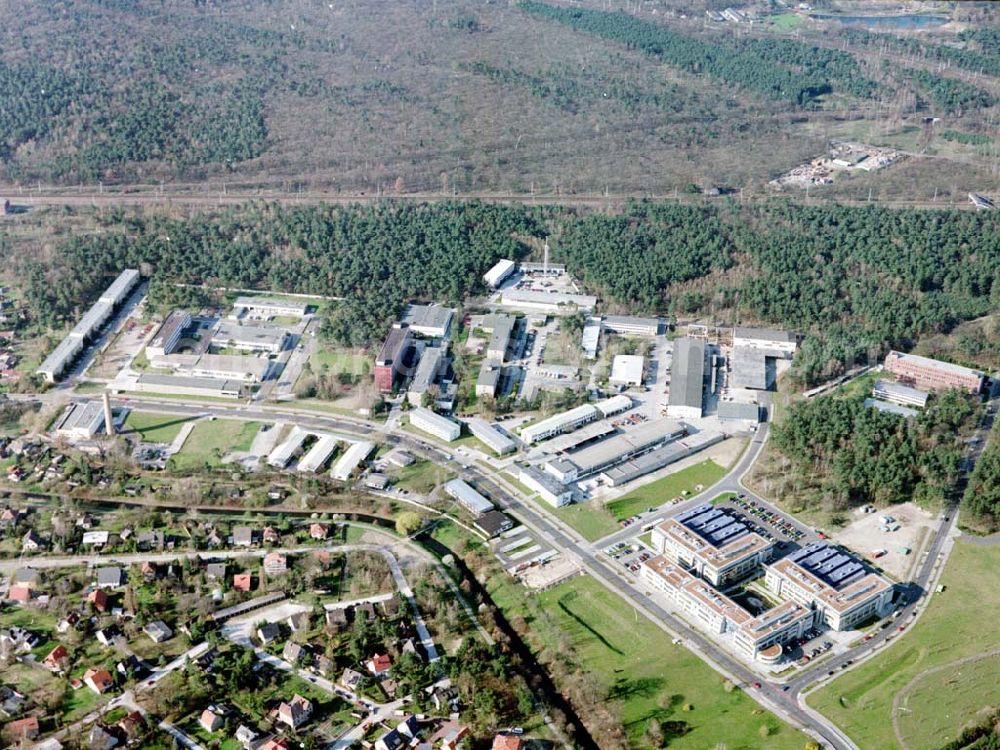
top-left (891, 648), bottom-right (1000, 750)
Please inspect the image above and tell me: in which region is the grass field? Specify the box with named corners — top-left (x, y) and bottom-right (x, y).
top-left (552, 460), bottom-right (727, 542)
top-left (808, 541), bottom-right (1000, 750)
top-left (170, 419), bottom-right (261, 470)
top-left (123, 410), bottom-right (195, 443)
top-left (607, 460), bottom-right (727, 520)
top-left (392, 459), bottom-right (455, 495)
top-left (308, 349), bottom-right (369, 375)
top-left (489, 574), bottom-right (806, 749)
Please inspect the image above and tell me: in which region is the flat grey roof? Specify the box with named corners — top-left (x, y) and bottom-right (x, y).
top-left (873, 380), bottom-right (929, 405)
top-left (59, 401), bottom-right (105, 432)
top-left (730, 346), bottom-right (767, 390)
top-left (717, 401), bottom-right (761, 421)
top-left (411, 346), bottom-right (445, 391)
top-left (668, 338), bottom-right (706, 409)
top-left (734, 327), bottom-right (797, 344)
top-left (215, 321), bottom-right (288, 348)
top-left (865, 398), bottom-right (919, 419)
top-left (603, 315), bottom-right (664, 333)
top-left (136, 373), bottom-right (242, 392)
top-left (99, 269), bottom-right (140, 304)
top-left (401, 304), bottom-right (454, 332)
top-left (150, 310), bottom-right (191, 348)
top-left (444, 478), bottom-right (494, 514)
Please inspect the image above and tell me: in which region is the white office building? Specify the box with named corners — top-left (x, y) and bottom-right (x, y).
top-left (146, 311), bottom-right (191, 358)
top-left (519, 466), bottom-right (573, 507)
top-left (465, 418), bottom-right (516, 455)
top-left (190, 354), bottom-right (270, 383)
top-left (231, 297), bottom-right (309, 320)
top-left (520, 404), bottom-right (598, 444)
top-left (602, 315), bottom-right (665, 337)
top-left (732, 327), bottom-right (798, 356)
top-left (409, 407), bottom-right (461, 442)
top-left (400, 304), bottom-right (454, 338)
top-left (214, 321), bottom-right (288, 353)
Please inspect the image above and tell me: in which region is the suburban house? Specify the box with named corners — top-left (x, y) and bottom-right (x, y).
top-left (276, 694), bottom-right (313, 729)
top-left (366, 652), bottom-right (392, 677)
top-left (257, 623), bottom-right (281, 645)
top-left (263, 552), bottom-right (287, 575)
top-left (309, 523), bottom-right (329, 540)
top-left (88, 589), bottom-right (110, 612)
top-left (143, 620), bottom-right (173, 643)
top-left (233, 573), bottom-right (253, 592)
top-left (83, 668), bottom-right (115, 695)
top-left (95, 567), bottom-right (124, 589)
top-left (199, 709), bottom-right (224, 733)
top-left (43, 645), bottom-right (70, 672)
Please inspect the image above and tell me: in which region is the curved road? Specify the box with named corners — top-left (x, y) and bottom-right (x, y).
top-left (20, 387), bottom-right (998, 749)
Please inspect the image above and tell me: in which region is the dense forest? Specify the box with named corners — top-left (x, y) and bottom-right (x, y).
top-left (842, 27), bottom-right (1000, 78)
top-left (963, 431), bottom-right (1000, 529)
top-left (901, 67), bottom-right (994, 115)
top-left (771, 391), bottom-right (975, 511)
top-left (519, 1), bottom-right (876, 105)
top-left (20, 200), bottom-right (1000, 386)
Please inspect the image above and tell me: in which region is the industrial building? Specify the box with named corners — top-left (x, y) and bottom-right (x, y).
top-left (374, 325), bottom-right (414, 393)
top-left (55, 401), bottom-right (107, 440)
top-left (600, 430), bottom-right (723, 487)
top-left (609, 355), bottom-right (644, 386)
top-left (520, 404), bottom-right (598, 444)
top-left (408, 346), bottom-right (447, 406)
top-left (331, 441), bottom-right (374, 481)
top-left (732, 327), bottom-right (798, 356)
top-left (444, 478), bottom-right (495, 515)
top-left (465, 418), bottom-right (516, 455)
top-left (602, 315), bottom-right (665, 337)
top-left (730, 346), bottom-right (768, 390)
top-left (409, 407), bottom-right (461, 442)
top-left (483, 259), bottom-right (517, 289)
top-left (190, 354), bottom-right (270, 383)
top-left (400, 304), bottom-right (454, 338)
top-left (883, 351), bottom-right (985, 394)
top-left (872, 380), bottom-right (929, 408)
top-left (114, 373), bottom-right (244, 399)
top-left (230, 297), bottom-right (308, 321)
top-left (594, 394), bottom-right (632, 418)
top-left (581, 318), bottom-right (602, 359)
top-left (538, 421), bottom-right (615, 455)
top-left (268, 427), bottom-right (310, 468)
top-left (764, 543), bottom-right (894, 631)
top-left (865, 398), bottom-right (919, 419)
top-left (147, 311), bottom-right (192, 358)
top-left (297, 434), bottom-right (339, 473)
top-left (499, 288), bottom-right (597, 314)
top-left (519, 466), bottom-right (573, 507)
top-left (475, 510), bottom-right (514, 537)
top-left (214, 321), bottom-right (289, 353)
top-left (545, 419), bottom-right (687, 482)
top-left (653, 504), bottom-right (774, 587)
top-left (667, 338), bottom-right (706, 419)
top-left (38, 269), bottom-right (140, 382)
top-left (717, 401), bottom-right (761, 423)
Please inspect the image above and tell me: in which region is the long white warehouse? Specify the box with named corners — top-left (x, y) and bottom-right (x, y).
top-left (466, 418), bottom-right (516, 455)
top-left (331, 441), bottom-right (374, 481)
top-left (520, 404), bottom-right (598, 444)
top-left (298, 434), bottom-right (339, 473)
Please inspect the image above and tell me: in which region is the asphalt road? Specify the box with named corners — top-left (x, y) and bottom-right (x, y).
top-left (27, 388), bottom-right (999, 749)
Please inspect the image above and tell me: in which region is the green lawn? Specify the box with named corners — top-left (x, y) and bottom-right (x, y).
top-left (123, 410), bottom-right (196, 443)
top-left (808, 541), bottom-right (1000, 750)
top-left (308, 348), bottom-right (369, 375)
top-left (549, 460), bottom-right (727, 543)
top-left (770, 12), bottom-right (804, 30)
top-left (489, 575), bottom-right (806, 750)
top-left (552, 502), bottom-right (622, 541)
top-left (169, 419), bottom-right (261, 470)
top-left (392, 459), bottom-right (455, 494)
top-left (606, 460), bottom-right (726, 521)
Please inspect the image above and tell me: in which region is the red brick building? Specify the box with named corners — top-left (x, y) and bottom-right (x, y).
top-left (374, 325), bottom-right (413, 393)
top-left (884, 351), bottom-right (985, 394)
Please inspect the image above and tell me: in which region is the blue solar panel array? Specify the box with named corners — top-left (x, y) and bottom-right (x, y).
top-left (787, 542), bottom-right (867, 589)
top-left (675, 504), bottom-right (749, 547)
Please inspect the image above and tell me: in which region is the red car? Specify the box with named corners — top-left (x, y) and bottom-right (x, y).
top-left (751, 682), bottom-right (762, 689)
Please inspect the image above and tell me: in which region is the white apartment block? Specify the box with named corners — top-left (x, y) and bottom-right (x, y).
top-left (409, 407), bottom-right (461, 442)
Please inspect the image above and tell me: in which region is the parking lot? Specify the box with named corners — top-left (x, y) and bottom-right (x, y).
top-left (603, 540), bottom-right (653, 574)
top-left (717, 493), bottom-right (816, 547)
